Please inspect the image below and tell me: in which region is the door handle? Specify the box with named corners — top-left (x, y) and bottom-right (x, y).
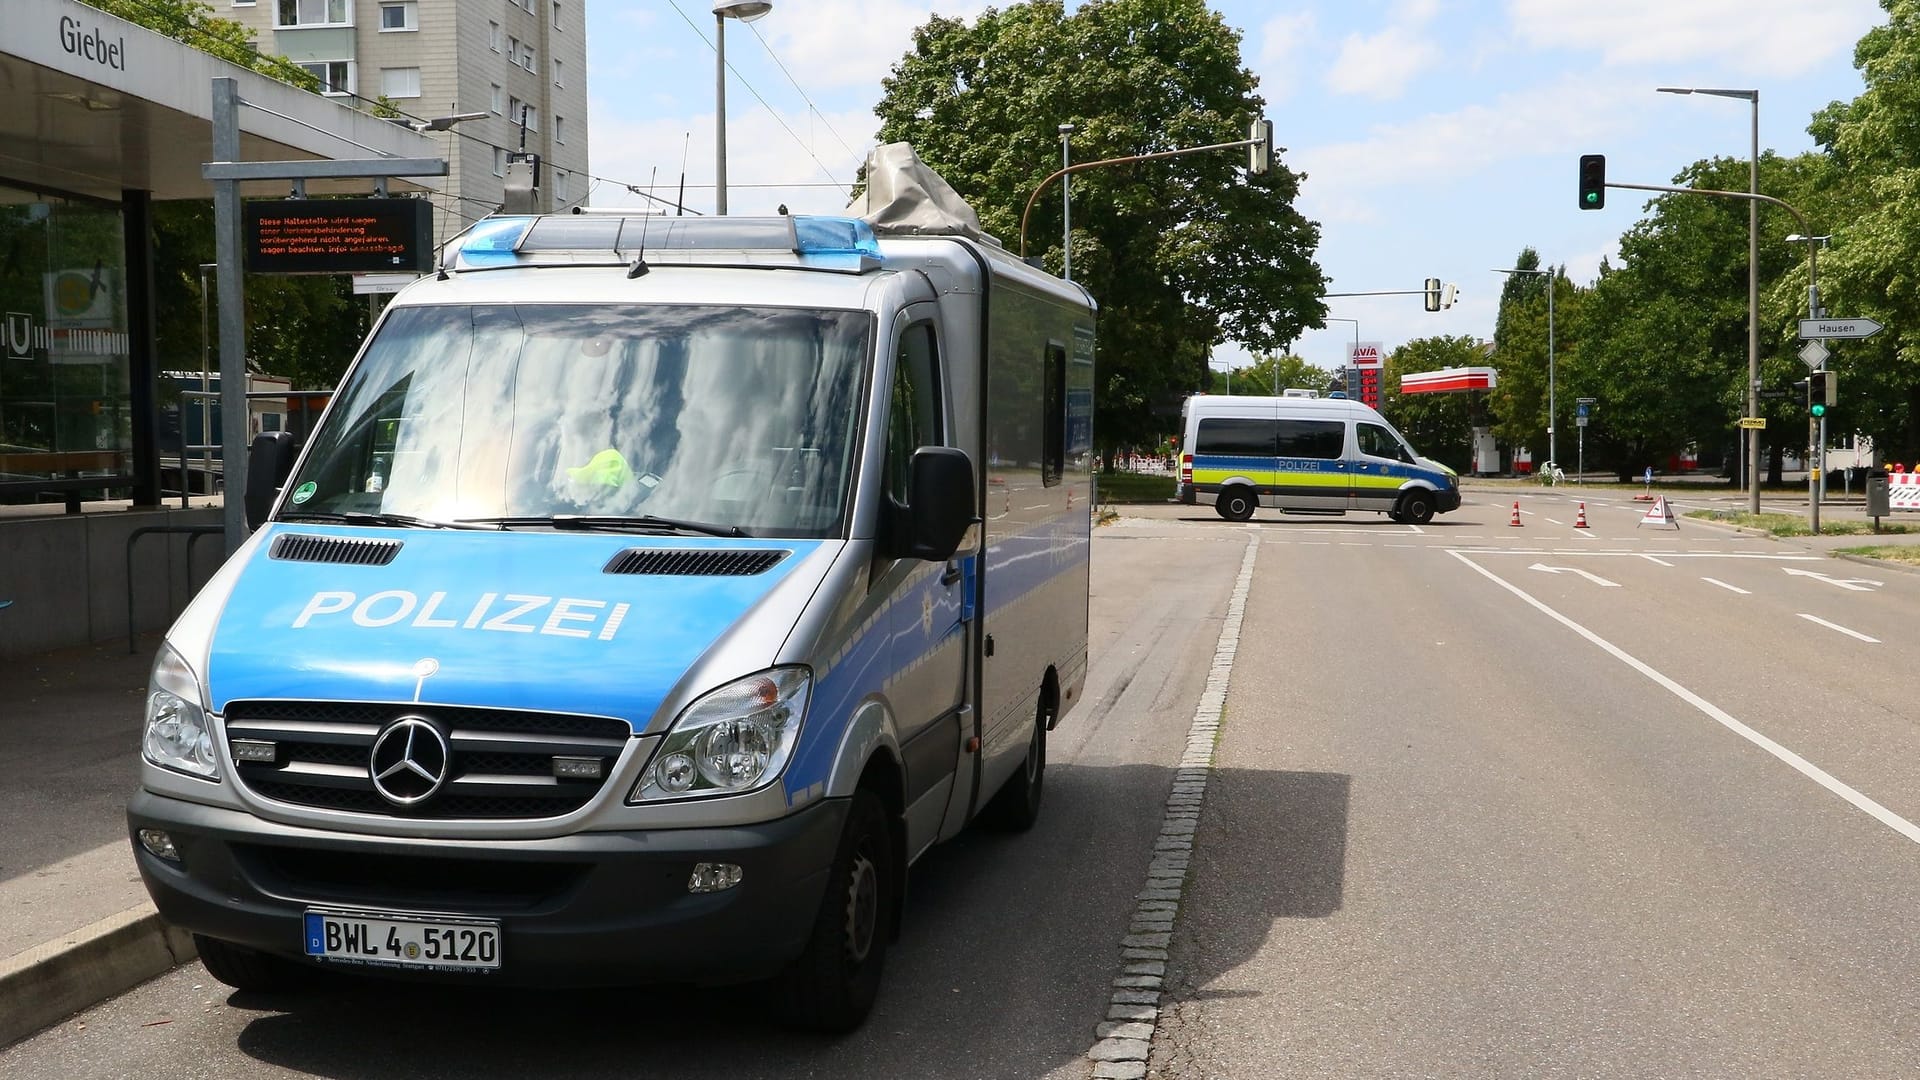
top-left (941, 560), bottom-right (963, 586)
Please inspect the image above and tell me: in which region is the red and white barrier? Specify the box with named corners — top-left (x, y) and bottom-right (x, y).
top-left (1890, 471), bottom-right (1920, 511)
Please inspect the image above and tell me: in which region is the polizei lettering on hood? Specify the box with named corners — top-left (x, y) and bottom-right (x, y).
top-left (293, 591), bottom-right (631, 640)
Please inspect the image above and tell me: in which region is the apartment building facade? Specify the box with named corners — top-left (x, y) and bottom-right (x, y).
top-left (226, 0), bottom-right (590, 237)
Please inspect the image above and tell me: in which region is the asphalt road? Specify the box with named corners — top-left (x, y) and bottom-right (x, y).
top-left (11, 490), bottom-right (1920, 1078)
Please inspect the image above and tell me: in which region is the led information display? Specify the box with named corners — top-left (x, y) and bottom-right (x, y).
top-left (244, 199), bottom-right (434, 274)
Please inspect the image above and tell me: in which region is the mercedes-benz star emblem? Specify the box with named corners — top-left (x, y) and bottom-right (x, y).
top-left (369, 716), bottom-right (450, 806)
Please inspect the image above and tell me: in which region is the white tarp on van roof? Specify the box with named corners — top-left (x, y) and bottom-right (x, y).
top-left (845, 142), bottom-right (996, 244)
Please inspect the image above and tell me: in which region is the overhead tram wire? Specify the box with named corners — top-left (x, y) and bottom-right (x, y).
top-left (742, 21), bottom-right (868, 177)
top-left (663, 0), bottom-right (856, 198)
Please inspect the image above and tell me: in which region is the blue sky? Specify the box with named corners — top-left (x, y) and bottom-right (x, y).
top-left (584, 0), bottom-right (1888, 374)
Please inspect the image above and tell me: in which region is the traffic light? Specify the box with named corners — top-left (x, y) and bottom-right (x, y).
top-left (1248, 119), bottom-right (1273, 176)
top-left (1423, 277), bottom-right (1442, 312)
top-left (1578, 154), bottom-right (1606, 210)
top-left (1809, 370), bottom-right (1835, 417)
top-left (1441, 283), bottom-right (1458, 309)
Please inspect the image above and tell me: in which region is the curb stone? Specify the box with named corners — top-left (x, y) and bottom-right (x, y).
top-left (1081, 529), bottom-right (1259, 1076)
top-left (0, 903), bottom-right (196, 1048)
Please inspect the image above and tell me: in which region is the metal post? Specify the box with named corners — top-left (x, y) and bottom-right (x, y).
top-left (1060, 123), bottom-right (1074, 281)
top-left (714, 14), bottom-right (728, 216)
top-left (123, 188), bottom-right (162, 508)
top-left (1809, 238), bottom-right (1822, 534)
top-left (1748, 94), bottom-right (1761, 516)
top-left (1547, 273), bottom-right (1556, 472)
top-left (211, 78), bottom-right (249, 553)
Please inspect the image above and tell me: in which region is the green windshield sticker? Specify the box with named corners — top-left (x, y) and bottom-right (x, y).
top-left (291, 481), bottom-right (317, 504)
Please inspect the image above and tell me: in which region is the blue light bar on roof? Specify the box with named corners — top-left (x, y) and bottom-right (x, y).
top-left (459, 216), bottom-right (535, 266)
top-left (793, 216), bottom-right (880, 258)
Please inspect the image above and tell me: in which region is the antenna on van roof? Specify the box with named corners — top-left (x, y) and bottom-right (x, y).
top-left (628, 168), bottom-right (654, 279)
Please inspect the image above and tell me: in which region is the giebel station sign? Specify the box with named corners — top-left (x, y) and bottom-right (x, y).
top-left (244, 200), bottom-right (435, 275)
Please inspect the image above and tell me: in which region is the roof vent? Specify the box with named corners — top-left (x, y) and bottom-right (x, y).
top-left (270, 534), bottom-right (402, 566)
top-left (603, 549), bottom-right (789, 577)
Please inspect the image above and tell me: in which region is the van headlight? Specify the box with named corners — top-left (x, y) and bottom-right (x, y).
top-left (142, 644), bottom-right (221, 781)
top-left (631, 668), bottom-right (810, 802)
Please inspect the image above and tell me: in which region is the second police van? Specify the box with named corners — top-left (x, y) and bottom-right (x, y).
top-left (1176, 393), bottom-right (1460, 523)
top-left (125, 147), bottom-right (1094, 1032)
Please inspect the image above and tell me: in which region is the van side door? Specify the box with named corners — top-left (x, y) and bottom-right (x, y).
top-left (1274, 416), bottom-right (1347, 510)
top-left (878, 310), bottom-right (971, 850)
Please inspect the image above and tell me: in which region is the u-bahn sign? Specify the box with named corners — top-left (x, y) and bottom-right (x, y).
top-left (244, 199), bottom-right (434, 274)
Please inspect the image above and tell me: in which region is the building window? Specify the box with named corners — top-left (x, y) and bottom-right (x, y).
top-left (554, 171), bottom-right (568, 202)
top-left (554, 116), bottom-right (565, 144)
top-left (380, 67), bottom-right (420, 99)
top-left (490, 83), bottom-right (504, 114)
top-left (522, 105), bottom-right (538, 132)
top-left (232, 0), bottom-right (256, 7)
top-left (521, 45), bottom-right (536, 73)
top-left (298, 60), bottom-right (354, 95)
top-left (508, 95), bottom-right (522, 125)
top-left (552, 0), bottom-right (561, 29)
top-left (378, 2), bottom-right (416, 30)
top-left (508, 36), bottom-right (520, 63)
top-left (277, 0), bottom-right (349, 27)
top-left (489, 20), bottom-right (501, 51)
top-left (552, 58), bottom-right (563, 87)
top-left (492, 147), bottom-right (506, 177)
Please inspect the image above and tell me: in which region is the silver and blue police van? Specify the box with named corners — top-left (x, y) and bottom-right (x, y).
top-left (127, 146), bottom-right (1095, 1031)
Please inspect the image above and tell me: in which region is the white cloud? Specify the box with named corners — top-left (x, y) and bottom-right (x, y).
top-left (1256, 12), bottom-right (1318, 103)
top-left (748, 0), bottom-right (991, 91)
top-left (1326, 0), bottom-right (1443, 100)
top-left (1507, 0), bottom-right (1882, 75)
top-left (586, 103), bottom-right (878, 217)
top-left (1295, 71), bottom-right (1648, 221)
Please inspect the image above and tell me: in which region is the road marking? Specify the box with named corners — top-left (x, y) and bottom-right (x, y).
top-left (1451, 550), bottom-right (1920, 847)
top-left (1340, 542), bottom-right (1367, 547)
top-left (1449, 548), bottom-right (1821, 561)
top-left (1702, 577), bottom-right (1751, 595)
top-left (1545, 517), bottom-right (1564, 525)
top-left (1641, 555), bottom-right (1675, 567)
top-left (1798, 613), bottom-right (1880, 643)
top-left (1528, 563), bottom-right (1620, 587)
top-left (1570, 529), bottom-right (1599, 540)
top-left (1407, 524), bottom-right (1426, 535)
top-left (1784, 567), bottom-right (1882, 592)
top-left (1024, 504), bottom-right (1050, 511)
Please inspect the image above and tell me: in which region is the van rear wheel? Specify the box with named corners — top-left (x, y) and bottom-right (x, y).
top-left (1396, 490), bottom-right (1436, 525)
top-left (980, 697), bottom-right (1048, 832)
top-left (1216, 488), bottom-right (1256, 522)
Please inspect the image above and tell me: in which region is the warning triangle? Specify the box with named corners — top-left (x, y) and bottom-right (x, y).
top-left (1637, 495), bottom-right (1679, 529)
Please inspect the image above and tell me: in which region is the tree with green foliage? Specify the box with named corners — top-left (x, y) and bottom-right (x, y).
top-left (870, 0), bottom-right (1326, 460)
top-left (1379, 336), bottom-right (1481, 473)
top-left (84, 0), bottom-right (319, 90)
top-left (1209, 352), bottom-right (1327, 396)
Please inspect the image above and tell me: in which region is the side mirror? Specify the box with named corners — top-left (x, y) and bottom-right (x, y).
top-left (899, 447), bottom-right (975, 561)
top-left (244, 431), bottom-right (296, 530)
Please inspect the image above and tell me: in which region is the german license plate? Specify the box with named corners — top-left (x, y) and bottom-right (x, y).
top-left (302, 909), bottom-right (500, 972)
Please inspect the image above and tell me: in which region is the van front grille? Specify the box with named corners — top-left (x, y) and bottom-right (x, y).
top-left (224, 700), bottom-right (632, 820)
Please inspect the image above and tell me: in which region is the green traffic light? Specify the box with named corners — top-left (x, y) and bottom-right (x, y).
top-left (1811, 403), bottom-right (1827, 417)
top-left (1584, 192), bottom-right (1598, 205)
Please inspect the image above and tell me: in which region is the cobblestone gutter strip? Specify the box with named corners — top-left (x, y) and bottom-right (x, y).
top-left (1084, 530), bottom-right (1259, 1080)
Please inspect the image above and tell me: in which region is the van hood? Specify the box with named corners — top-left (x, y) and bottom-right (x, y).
top-left (1417, 456), bottom-right (1458, 482)
top-left (204, 525), bottom-right (829, 732)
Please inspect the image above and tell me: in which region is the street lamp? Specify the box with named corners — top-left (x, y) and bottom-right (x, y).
top-left (1059, 123), bottom-right (1075, 281)
top-left (713, 0), bottom-right (773, 215)
top-left (1659, 86), bottom-right (1760, 514)
top-left (1786, 232), bottom-right (1831, 523)
top-left (1491, 266), bottom-right (1556, 472)
top-left (1325, 317), bottom-right (1360, 397)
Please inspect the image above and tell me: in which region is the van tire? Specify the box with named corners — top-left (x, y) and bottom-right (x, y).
top-left (980, 698), bottom-right (1048, 832)
top-left (194, 935), bottom-right (307, 993)
top-left (1396, 489), bottom-right (1437, 525)
top-left (777, 790), bottom-right (892, 1033)
top-left (1216, 487), bottom-right (1257, 522)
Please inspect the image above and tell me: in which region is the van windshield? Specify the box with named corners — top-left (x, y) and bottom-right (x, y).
top-left (281, 304), bottom-right (872, 538)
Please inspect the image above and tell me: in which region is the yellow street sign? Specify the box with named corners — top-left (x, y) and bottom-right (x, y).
top-left (1738, 417), bottom-right (1767, 430)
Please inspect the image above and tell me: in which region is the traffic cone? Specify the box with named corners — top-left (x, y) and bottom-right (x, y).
top-left (1510, 501), bottom-right (1523, 527)
top-left (1574, 503), bottom-right (1589, 528)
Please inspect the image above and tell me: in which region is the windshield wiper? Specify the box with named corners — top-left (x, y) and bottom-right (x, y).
top-left (456, 514), bottom-right (747, 538)
top-left (278, 511), bottom-right (483, 530)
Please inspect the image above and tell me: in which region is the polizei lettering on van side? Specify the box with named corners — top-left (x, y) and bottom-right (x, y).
top-left (291, 590), bottom-right (632, 640)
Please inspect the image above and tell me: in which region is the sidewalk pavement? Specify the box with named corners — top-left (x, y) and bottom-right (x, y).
top-left (0, 636), bottom-right (196, 1048)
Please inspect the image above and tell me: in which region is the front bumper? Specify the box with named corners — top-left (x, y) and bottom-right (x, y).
top-left (128, 789), bottom-right (845, 987)
top-left (1438, 487), bottom-right (1462, 512)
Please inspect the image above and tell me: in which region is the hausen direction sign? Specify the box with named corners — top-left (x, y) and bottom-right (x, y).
top-left (1799, 317), bottom-right (1883, 340)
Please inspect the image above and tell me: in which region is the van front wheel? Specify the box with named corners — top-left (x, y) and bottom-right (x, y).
top-left (777, 790), bottom-right (893, 1032)
top-left (1396, 490), bottom-right (1436, 525)
top-left (1216, 488), bottom-right (1257, 522)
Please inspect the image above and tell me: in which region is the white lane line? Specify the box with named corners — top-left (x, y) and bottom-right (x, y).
top-left (1340, 542), bottom-right (1367, 547)
top-left (1799, 614), bottom-right (1881, 643)
top-left (1450, 550), bottom-right (1920, 847)
top-left (1702, 577), bottom-right (1751, 595)
top-left (1408, 524), bottom-right (1426, 535)
top-left (1570, 529), bottom-right (1599, 540)
top-left (1641, 555), bottom-right (1675, 567)
top-left (1545, 517), bottom-right (1565, 525)
top-left (1024, 504), bottom-right (1050, 510)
